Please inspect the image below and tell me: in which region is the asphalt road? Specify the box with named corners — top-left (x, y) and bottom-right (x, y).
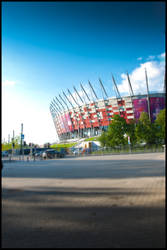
top-left (2, 152), bottom-right (165, 248)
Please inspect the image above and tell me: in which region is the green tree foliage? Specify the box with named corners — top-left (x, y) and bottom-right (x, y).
top-left (155, 108), bottom-right (165, 142)
top-left (135, 112), bottom-right (157, 144)
top-left (99, 110), bottom-right (165, 148)
top-left (98, 131), bottom-right (108, 147)
top-left (98, 115), bottom-right (131, 147)
top-left (106, 115), bottom-right (128, 147)
top-left (126, 119), bottom-right (137, 146)
top-left (2, 136), bottom-right (21, 151)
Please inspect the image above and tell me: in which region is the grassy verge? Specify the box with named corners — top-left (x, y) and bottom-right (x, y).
top-left (50, 142), bottom-right (77, 150)
top-left (84, 137), bottom-right (100, 141)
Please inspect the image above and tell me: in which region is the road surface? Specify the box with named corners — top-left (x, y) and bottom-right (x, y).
top-left (2, 152), bottom-right (165, 248)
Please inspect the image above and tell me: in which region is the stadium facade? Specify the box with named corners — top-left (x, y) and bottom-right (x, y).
top-left (50, 73), bottom-right (165, 141)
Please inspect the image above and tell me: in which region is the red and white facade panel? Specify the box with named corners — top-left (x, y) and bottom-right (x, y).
top-left (51, 93), bottom-right (165, 139)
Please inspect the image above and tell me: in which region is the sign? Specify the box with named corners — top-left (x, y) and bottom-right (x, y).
top-left (21, 134), bottom-right (24, 139)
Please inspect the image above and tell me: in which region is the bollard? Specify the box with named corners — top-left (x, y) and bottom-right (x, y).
top-left (27, 156), bottom-right (29, 161)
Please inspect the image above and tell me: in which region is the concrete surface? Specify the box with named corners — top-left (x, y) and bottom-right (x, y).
top-left (1, 152), bottom-right (165, 248)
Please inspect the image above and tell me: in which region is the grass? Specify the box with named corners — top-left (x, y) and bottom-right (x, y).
top-left (50, 142), bottom-right (77, 149)
top-left (84, 137), bottom-right (100, 141)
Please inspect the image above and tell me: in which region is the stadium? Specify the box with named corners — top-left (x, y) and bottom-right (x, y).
top-left (50, 72), bottom-right (165, 141)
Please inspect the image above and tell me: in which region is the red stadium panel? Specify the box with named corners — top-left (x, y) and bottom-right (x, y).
top-left (51, 92), bottom-right (165, 140)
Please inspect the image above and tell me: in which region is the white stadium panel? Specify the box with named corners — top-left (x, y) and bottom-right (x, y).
top-left (50, 79), bottom-right (165, 140)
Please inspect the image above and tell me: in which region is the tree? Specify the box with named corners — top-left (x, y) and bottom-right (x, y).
top-left (155, 108), bottom-right (165, 142)
top-left (2, 135), bottom-right (21, 151)
top-left (135, 112), bottom-right (157, 144)
top-left (126, 119), bottom-right (137, 146)
top-left (104, 114), bottom-right (128, 147)
top-left (98, 131), bottom-right (108, 147)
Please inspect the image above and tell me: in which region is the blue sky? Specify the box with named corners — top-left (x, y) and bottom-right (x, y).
top-left (2, 2), bottom-right (165, 144)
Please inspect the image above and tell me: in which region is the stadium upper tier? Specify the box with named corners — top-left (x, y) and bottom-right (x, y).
top-left (50, 91), bottom-right (165, 141)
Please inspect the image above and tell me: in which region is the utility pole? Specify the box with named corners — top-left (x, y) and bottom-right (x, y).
top-left (12, 130), bottom-right (15, 159)
top-left (145, 68), bottom-right (151, 122)
top-left (20, 123), bottom-right (23, 159)
top-left (30, 143), bottom-right (33, 159)
top-left (163, 74), bottom-right (166, 94)
top-left (8, 134), bottom-right (10, 144)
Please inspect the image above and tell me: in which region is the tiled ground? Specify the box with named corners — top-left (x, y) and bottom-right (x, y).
top-left (2, 152), bottom-right (165, 248)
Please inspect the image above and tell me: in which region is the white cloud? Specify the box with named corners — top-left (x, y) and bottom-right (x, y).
top-left (158, 52), bottom-right (165, 59)
top-left (3, 80), bottom-right (16, 86)
top-left (137, 57), bottom-right (142, 61)
top-left (118, 52), bottom-right (165, 95)
top-left (147, 55), bottom-right (155, 60)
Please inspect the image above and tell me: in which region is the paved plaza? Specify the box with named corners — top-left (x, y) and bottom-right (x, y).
top-left (2, 152), bottom-right (165, 248)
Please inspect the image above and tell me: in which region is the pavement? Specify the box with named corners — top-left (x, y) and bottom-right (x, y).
top-left (1, 152), bottom-right (166, 248)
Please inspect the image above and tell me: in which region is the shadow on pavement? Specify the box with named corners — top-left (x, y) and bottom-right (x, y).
top-left (2, 186), bottom-right (165, 248)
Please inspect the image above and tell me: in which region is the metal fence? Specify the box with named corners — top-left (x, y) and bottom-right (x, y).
top-left (71, 144), bottom-right (165, 157)
top-left (2, 144), bottom-right (165, 162)
top-left (2, 154), bottom-right (42, 162)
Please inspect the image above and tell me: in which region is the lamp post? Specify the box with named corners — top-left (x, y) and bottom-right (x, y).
top-left (20, 123), bottom-right (24, 160)
top-left (12, 130), bottom-right (15, 160)
top-left (128, 136), bottom-right (131, 153)
top-left (124, 133), bottom-right (131, 153)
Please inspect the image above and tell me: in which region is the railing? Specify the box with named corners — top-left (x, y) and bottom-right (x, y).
top-left (70, 144), bottom-right (165, 157)
top-left (2, 154), bottom-right (41, 162)
top-left (2, 144), bottom-right (165, 162)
